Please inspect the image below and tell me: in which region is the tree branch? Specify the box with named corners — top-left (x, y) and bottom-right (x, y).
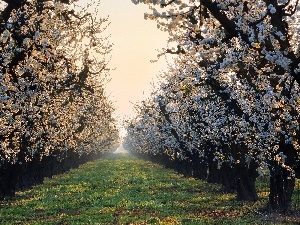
top-left (161, 0), bottom-right (176, 8)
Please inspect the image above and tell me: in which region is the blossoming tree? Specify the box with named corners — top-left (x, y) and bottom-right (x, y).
top-left (127, 0), bottom-right (300, 211)
top-left (0, 0), bottom-right (118, 197)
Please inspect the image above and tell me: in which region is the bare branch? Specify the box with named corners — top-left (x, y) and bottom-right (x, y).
top-left (166, 45), bottom-right (185, 54)
top-left (161, 0), bottom-right (176, 8)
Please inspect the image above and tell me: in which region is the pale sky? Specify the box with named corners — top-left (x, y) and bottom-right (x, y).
top-left (96, 0), bottom-right (169, 122)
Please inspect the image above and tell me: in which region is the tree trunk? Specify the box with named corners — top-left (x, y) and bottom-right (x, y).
top-left (206, 146), bottom-right (222, 184)
top-left (190, 151), bottom-right (207, 180)
top-left (235, 162), bottom-right (258, 201)
top-left (174, 158), bottom-right (193, 177)
top-left (268, 163), bottom-right (295, 212)
top-left (207, 163), bottom-right (222, 184)
top-left (192, 160), bottom-right (207, 180)
top-left (267, 140), bottom-right (297, 212)
top-left (207, 150), bottom-right (222, 184)
top-left (295, 163), bottom-right (300, 179)
top-left (220, 164), bottom-right (236, 193)
top-left (0, 163), bottom-right (17, 198)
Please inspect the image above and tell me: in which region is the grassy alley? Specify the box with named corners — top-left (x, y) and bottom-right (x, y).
top-left (0, 154), bottom-right (299, 224)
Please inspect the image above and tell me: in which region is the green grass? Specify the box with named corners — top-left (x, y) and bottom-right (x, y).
top-left (0, 154), bottom-right (299, 224)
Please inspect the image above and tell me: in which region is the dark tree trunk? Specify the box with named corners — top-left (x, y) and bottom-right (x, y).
top-left (235, 162), bottom-right (258, 201)
top-left (220, 164), bottom-right (236, 193)
top-left (190, 151), bottom-right (208, 180)
top-left (207, 163), bottom-right (222, 184)
top-left (192, 159), bottom-right (207, 180)
top-left (151, 153), bottom-right (175, 170)
top-left (17, 158), bottom-right (44, 191)
top-left (207, 151), bottom-right (222, 184)
top-left (295, 163), bottom-right (300, 179)
top-left (41, 155), bottom-right (59, 178)
top-left (0, 163), bottom-right (17, 199)
top-left (205, 143), bottom-right (223, 184)
top-left (174, 158), bottom-right (193, 177)
top-left (267, 141), bottom-right (297, 212)
top-left (268, 163), bottom-right (295, 212)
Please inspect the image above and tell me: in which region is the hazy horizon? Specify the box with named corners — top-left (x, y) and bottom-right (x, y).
top-left (97, 0), bottom-right (170, 123)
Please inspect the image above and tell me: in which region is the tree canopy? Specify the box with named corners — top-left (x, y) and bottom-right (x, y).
top-left (125, 0), bottom-right (300, 211)
top-left (0, 0), bottom-right (118, 164)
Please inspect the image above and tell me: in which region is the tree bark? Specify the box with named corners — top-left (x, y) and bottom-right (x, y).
top-left (174, 158), bottom-right (193, 177)
top-left (0, 163), bottom-right (17, 199)
top-left (235, 162), bottom-right (258, 201)
top-left (267, 141), bottom-right (297, 212)
top-left (207, 163), bottom-right (222, 184)
top-left (207, 150), bottom-right (222, 184)
top-left (190, 151), bottom-right (208, 180)
top-left (268, 163), bottom-right (295, 212)
top-left (220, 164), bottom-right (236, 193)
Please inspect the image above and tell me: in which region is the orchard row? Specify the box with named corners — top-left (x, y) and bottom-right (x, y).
top-left (0, 0), bottom-right (118, 198)
top-left (124, 0), bottom-right (300, 212)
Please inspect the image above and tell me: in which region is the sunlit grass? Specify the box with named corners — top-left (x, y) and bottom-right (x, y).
top-left (0, 154), bottom-right (299, 224)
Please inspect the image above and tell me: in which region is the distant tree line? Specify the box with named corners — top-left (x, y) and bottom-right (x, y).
top-left (124, 0), bottom-right (300, 212)
top-left (0, 0), bottom-right (119, 198)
